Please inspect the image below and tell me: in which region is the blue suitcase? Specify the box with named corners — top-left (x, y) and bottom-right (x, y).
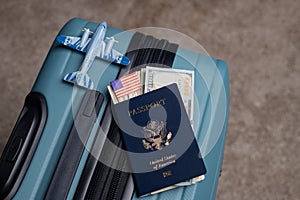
top-left (0, 18), bottom-right (229, 200)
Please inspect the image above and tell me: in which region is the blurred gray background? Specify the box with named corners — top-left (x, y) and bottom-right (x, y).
top-left (0, 0), bottom-right (299, 199)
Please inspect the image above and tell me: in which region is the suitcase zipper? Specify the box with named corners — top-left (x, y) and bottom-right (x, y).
top-left (76, 32), bottom-right (178, 200)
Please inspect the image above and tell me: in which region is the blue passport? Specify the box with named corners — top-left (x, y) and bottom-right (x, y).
top-left (112, 83), bottom-right (206, 197)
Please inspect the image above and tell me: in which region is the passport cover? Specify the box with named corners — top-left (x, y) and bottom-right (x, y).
top-left (112, 83), bottom-right (206, 197)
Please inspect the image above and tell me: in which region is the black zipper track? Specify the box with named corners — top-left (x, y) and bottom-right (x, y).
top-left (84, 120), bottom-right (123, 200)
top-left (75, 32), bottom-right (178, 200)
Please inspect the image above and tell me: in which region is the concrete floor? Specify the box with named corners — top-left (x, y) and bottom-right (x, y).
top-left (0, 0), bottom-right (299, 199)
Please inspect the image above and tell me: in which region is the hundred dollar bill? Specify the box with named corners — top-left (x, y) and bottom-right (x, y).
top-left (144, 66), bottom-right (198, 187)
top-left (144, 66), bottom-right (194, 122)
top-left (140, 68), bottom-right (146, 93)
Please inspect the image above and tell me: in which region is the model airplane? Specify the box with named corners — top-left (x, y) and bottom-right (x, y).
top-left (56, 21), bottom-right (130, 89)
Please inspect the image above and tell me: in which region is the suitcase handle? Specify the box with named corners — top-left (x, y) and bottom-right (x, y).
top-left (0, 92), bottom-right (47, 200)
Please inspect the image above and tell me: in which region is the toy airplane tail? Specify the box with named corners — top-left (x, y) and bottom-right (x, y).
top-left (64, 71), bottom-right (94, 89)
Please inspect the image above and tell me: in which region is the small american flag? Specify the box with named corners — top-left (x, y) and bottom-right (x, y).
top-left (110, 71), bottom-right (142, 98)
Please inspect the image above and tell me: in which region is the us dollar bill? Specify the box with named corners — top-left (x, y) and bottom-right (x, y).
top-left (144, 66), bottom-right (198, 187)
top-left (144, 66), bottom-right (194, 122)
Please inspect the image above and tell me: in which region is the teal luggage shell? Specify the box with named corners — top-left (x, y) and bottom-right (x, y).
top-left (4, 18), bottom-right (229, 200)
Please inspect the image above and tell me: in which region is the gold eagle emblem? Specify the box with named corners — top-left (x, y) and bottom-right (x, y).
top-left (142, 120), bottom-right (172, 150)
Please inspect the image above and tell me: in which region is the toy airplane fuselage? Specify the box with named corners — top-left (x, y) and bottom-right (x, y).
top-left (56, 21), bottom-right (130, 89)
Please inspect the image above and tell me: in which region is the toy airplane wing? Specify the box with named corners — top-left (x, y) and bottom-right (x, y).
top-left (56, 35), bottom-right (91, 52)
top-left (56, 35), bottom-right (130, 66)
top-left (98, 48), bottom-right (130, 66)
